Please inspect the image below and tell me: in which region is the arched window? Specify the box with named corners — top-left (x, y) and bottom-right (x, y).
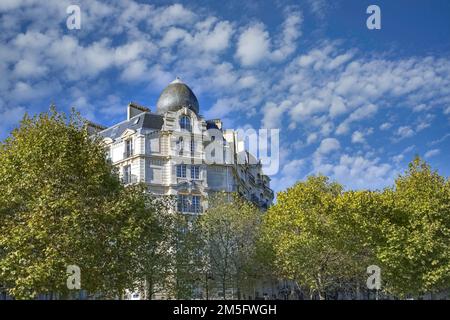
top-left (179, 115), bottom-right (191, 131)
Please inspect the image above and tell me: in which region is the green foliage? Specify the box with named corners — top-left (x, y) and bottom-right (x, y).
top-left (261, 176), bottom-right (348, 299)
top-left (198, 192), bottom-right (263, 299)
top-left (0, 107), bottom-right (447, 300)
top-left (375, 157), bottom-right (450, 297)
top-left (0, 107), bottom-right (167, 299)
top-left (261, 158), bottom-right (450, 299)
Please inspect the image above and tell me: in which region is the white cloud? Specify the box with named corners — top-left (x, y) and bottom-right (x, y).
top-left (149, 4), bottom-right (196, 30)
top-left (236, 11), bottom-right (302, 66)
top-left (1, 1), bottom-right (450, 195)
top-left (379, 122), bottom-right (392, 131)
top-left (396, 126), bottom-right (415, 140)
top-left (329, 96), bottom-right (347, 118)
top-left (351, 131), bottom-right (366, 144)
top-left (161, 19), bottom-right (233, 53)
top-left (273, 41), bottom-right (450, 144)
top-left (429, 133), bottom-right (450, 146)
top-left (306, 0), bottom-right (328, 19)
top-left (271, 11), bottom-right (303, 62)
top-left (10, 80), bottom-right (61, 102)
top-left (314, 154), bottom-right (396, 190)
top-left (413, 103), bottom-right (430, 112)
top-left (198, 20), bottom-right (233, 52)
top-left (425, 149), bottom-right (440, 158)
top-left (348, 104), bottom-right (378, 122)
top-left (444, 106), bottom-right (450, 115)
top-left (336, 104), bottom-right (378, 135)
top-left (236, 23), bottom-right (270, 66)
top-left (416, 121), bottom-right (431, 132)
top-left (316, 138), bottom-right (340, 154)
top-left (237, 75), bottom-right (257, 88)
top-left (205, 97), bottom-right (243, 120)
top-left (120, 59), bottom-right (148, 81)
top-left (261, 100), bottom-right (291, 129)
top-left (13, 58), bottom-right (48, 78)
top-left (270, 158), bottom-right (305, 193)
top-left (0, 106), bottom-right (26, 131)
top-left (392, 154), bottom-right (404, 164)
top-left (0, 0), bottom-right (29, 11)
top-left (403, 145), bottom-right (415, 154)
top-left (306, 132), bottom-right (318, 145)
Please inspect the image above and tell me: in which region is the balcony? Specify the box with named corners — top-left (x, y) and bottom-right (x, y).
top-left (177, 195), bottom-right (202, 214)
top-left (177, 204), bottom-right (202, 214)
top-left (122, 174), bottom-right (138, 185)
top-left (123, 149), bottom-right (134, 159)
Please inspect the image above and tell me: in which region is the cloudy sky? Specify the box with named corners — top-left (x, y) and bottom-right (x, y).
top-left (1, 0), bottom-right (450, 194)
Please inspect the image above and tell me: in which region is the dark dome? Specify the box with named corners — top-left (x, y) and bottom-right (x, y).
top-left (156, 77), bottom-right (199, 114)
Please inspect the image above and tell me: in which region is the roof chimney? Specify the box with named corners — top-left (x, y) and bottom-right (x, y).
top-left (85, 121), bottom-right (106, 135)
top-left (127, 102), bottom-right (150, 120)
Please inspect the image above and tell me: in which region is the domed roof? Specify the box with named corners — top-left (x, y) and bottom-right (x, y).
top-left (156, 77), bottom-right (199, 114)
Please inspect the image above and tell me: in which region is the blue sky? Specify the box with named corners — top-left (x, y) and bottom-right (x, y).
top-left (1, 0), bottom-right (449, 194)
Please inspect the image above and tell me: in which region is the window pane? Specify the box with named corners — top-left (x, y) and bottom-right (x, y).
top-left (191, 166), bottom-right (199, 179)
top-left (123, 165), bottom-right (131, 184)
top-left (192, 196), bottom-right (201, 213)
top-left (179, 116), bottom-right (191, 131)
top-left (124, 139), bottom-right (133, 158)
top-left (177, 164), bottom-right (186, 177)
top-left (177, 195), bottom-right (183, 212)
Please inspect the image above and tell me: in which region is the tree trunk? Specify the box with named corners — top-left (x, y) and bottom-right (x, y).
top-left (315, 274), bottom-right (325, 300)
top-left (222, 276), bottom-right (226, 300)
top-left (356, 280), bottom-right (360, 300)
top-left (146, 277), bottom-right (153, 300)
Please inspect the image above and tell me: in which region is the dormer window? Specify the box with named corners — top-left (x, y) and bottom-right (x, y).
top-left (179, 115), bottom-right (191, 131)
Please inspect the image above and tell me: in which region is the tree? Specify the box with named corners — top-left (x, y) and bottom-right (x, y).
top-left (198, 192), bottom-right (262, 299)
top-left (93, 184), bottom-right (168, 299)
top-left (374, 157), bottom-right (450, 297)
top-left (0, 107), bottom-right (166, 299)
top-left (332, 190), bottom-right (388, 299)
top-left (261, 175), bottom-right (352, 300)
top-left (133, 196), bottom-right (175, 300)
top-left (170, 214), bottom-right (205, 299)
top-left (262, 158), bottom-right (450, 300)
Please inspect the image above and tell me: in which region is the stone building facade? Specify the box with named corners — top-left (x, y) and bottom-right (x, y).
top-left (90, 77), bottom-right (274, 213)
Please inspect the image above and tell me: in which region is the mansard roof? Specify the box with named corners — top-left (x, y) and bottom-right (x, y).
top-left (98, 112), bottom-right (163, 140)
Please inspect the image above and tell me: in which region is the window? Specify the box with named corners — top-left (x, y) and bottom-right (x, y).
top-left (177, 195), bottom-right (201, 213)
top-left (176, 164), bottom-right (187, 178)
top-left (151, 159), bottom-right (162, 166)
top-left (191, 166), bottom-right (200, 179)
top-left (123, 165), bottom-right (131, 184)
top-left (105, 146), bottom-right (111, 161)
top-left (177, 194), bottom-right (189, 212)
top-left (124, 139), bottom-right (133, 158)
top-left (191, 196), bottom-right (201, 213)
top-left (190, 140), bottom-right (195, 155)
top-left (179, 115), bottom-right (191, 131)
